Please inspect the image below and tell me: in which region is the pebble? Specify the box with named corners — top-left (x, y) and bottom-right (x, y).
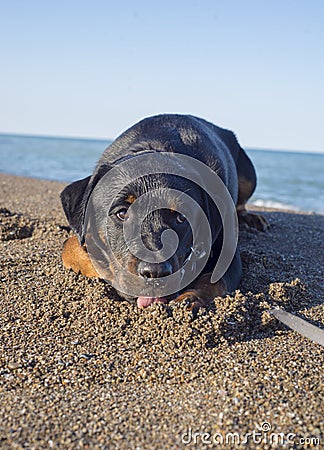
top-left (0, 174), bottom-right (323, 449)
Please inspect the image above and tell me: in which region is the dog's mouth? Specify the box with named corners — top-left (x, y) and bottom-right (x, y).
top-left (118, 245), bottom-right (206, 308)
top-left (136, 249), bottom-right (196, 308)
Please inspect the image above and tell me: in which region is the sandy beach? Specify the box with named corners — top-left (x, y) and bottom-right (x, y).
top-left (0, 173), bottom-right (323, 449)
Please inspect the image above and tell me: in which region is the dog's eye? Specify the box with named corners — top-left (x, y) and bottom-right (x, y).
top-left (115, 208), bottom-right (128, 221)
top-left (176, 213), bottom-right (187, 224)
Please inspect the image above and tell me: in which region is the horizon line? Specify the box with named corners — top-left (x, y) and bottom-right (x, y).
top-left (0, 131), bottom-right (323, 155)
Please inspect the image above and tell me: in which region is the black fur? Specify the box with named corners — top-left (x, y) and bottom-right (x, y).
top-left (61, 114), bottom-right (259, 301)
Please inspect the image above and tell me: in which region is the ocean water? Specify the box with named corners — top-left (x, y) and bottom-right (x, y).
top-left (0, 133), bottom-right (323, 214)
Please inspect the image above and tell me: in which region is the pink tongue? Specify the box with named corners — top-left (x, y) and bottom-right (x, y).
top-left (137, 297), bottom-right (169, 308)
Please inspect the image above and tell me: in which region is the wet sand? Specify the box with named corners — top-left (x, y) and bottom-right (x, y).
top-left (0, 173), bottom-right (323, 449)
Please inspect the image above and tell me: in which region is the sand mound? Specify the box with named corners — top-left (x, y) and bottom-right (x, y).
top-left (0, 174), bottom-right (323, 449)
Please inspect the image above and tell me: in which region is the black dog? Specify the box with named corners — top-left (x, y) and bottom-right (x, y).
top-left (61, 114), bottom-right (267, 309)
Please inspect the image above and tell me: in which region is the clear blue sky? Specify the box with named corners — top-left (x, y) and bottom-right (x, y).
top-left (1, 0), bottom-right (324, 152)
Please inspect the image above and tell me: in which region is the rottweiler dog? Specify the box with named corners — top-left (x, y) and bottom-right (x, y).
top-left (61, 114), bottom-right (267, 310)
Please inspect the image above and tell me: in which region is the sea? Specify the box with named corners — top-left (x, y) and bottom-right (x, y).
top-left (0, 133), bottom-right (323, 214)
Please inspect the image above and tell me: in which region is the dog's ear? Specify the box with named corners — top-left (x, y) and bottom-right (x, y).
top-left (60, 176), bottom-right (91, 241)
top-left (61, 163), bottom-right (113, 244)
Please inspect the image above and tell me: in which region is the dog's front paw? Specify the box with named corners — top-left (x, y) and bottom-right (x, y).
top-left (174, 290), bottom-right (206, 316)
top-left (238, 210), bottom-right (269, 231)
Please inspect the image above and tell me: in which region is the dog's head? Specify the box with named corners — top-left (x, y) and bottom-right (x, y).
top-left (61, 156), bottom-right (223, 306)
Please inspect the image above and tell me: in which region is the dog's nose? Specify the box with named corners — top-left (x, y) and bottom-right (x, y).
top-left (138, 261), bottom-right (173, 279)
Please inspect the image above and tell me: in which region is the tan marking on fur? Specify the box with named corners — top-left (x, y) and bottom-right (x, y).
top-left (98, 229), bottom-right (106, 245)
top-left (127, 255), bottom-right (138, 275)
top-left (237, 177), bottom-right (255, 208)
top-left (168, 198), bottom-right (180, 213)
top-left (62, 236), bottom-right (100, 278)
top-left (175, 275), bottom-right (227, 310)
top-left (126, 194), bottom-right (137, 204)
